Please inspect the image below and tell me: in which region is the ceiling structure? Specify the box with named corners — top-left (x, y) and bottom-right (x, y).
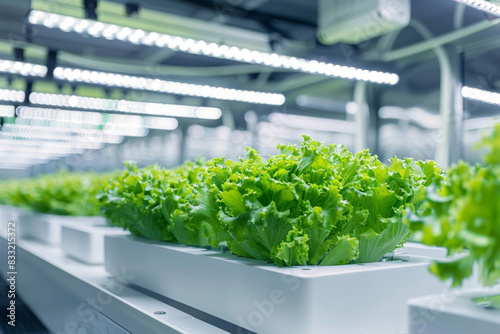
top-left (1, 1), bottom-right (499, 115)
top-left (0, 0), bottom-right (499, 173)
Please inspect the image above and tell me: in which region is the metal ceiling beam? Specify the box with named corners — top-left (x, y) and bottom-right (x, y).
top-left (241, 0), bottom-right (271, 11)
top-left (366, 18), bottom-right (500, 62)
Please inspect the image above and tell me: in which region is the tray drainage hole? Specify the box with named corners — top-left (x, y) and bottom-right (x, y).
top-left (154, 311), bottom-right (166, 315)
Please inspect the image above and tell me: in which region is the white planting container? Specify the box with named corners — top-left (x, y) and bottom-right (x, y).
top-left (20, 213), bottom-right (107, 244)
top-left (0, 205), bottom-right (29, 238)
top-left (105, 236), bottom-right (449, 334)
top-left (61, 224), bottom-right (129, 264)
top-left (408, 287), bottom-right (500, 334)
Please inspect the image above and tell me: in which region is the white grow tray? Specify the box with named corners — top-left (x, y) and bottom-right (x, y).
top-left (61, 224), bottom-right (129, 264)
top-left (105, 236), bottom-right (449, 334)
top-left (0, 205), bottom-right (30, 238)
top-left (408, 287), bottom-right (500, 334)
top-left (20, 213), bottom-right (107, 244)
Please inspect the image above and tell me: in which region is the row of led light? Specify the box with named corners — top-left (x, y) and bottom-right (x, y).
top-left (0, 146), bottom-right (73, 162)
top-left (17, 106), bottom-right (179, 131)
top-left (1, 123), bottom-right (124, 143)
top-left (0, 138), bottom-right (95, 166)
top-left (0, 131), bottom-right (114, 148)
top-left (0, 134), bottom-right (103, 167)
top-left (54, 67), bottom-right (285, 105)
top-left (17, 107), bottom-right (103, 126)
top-left (28, 92), bottom-right (222, 119)
top-left (0, 58), bottom-right (285, 106)
top-left (0, 89), bottom-right (25, 103)
top-left (0, 147), bottom-right (71, 160)
top-left (8, 113), bottom-right (139, 140)
top-left (0, 59), bottom-right (48, 77)
top-left (456, 0), bottom-right (500, 16)
top-left (0, 156), bottom-right (52, 167)
top-left (462, 86), bottom-right (500, 106)
top-left (0, 106), bottom-right (180, 167)
top-left (0, 105), bottom-right (15, 117)
top-left (3, 87), bottom-right (500, 115)
top-left (27, 10), bottom-right (400, 85)
top-left (0, 138), bottom-right (87, 154)
top-left (2, 109), bottom-right (180, 161)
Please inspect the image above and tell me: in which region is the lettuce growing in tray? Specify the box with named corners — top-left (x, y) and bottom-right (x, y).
top-left (190, 136), bottom-right (443, 266)
top-left (406, 123), bottom-right (500, 286)
top-left (98, 161), bottom-right (209, 246)
top-left (0, 171), bottom-right (110, 216)
top-left (99, 136), bottom-right (443, 266)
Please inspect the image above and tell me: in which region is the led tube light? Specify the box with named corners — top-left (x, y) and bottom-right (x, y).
top-left (0, 157), bottom-right (48, 166)
top-left (0, 105), bottom-right (15, 117)
top-left (0, 140), bottom-right (84, 154)
top-left (455, 0), bottom-right (500, 16)
top-left (28, 10), bottom-right (399, 85)
top-left (462, 86), bottom-right (500, 106)
top-left (0, 132), bottom-right (108, 149)
top-left (0, 151), bottom-right (61, 161)
top-left (0, 57), bottom-right (284, 105)
top-left (1, 123), bottom-right (125, 142)
top-left (29, 92), bottom-right (222, 119)
top-left (0, 89), bottom-right (25, 103)
top-left (53, 67), bottom-right (285, 105)
top-left (0, 59), bottom-right (48, 77)
top-left (16, 106), bottom-right (179, 131)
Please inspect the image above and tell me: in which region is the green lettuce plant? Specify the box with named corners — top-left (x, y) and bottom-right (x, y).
top-left (190, 136), bottom-right (442, 266)
top-left (0, 171), bottom-right (109, 216)
top-left (406, 123), bottom-right (500, 287)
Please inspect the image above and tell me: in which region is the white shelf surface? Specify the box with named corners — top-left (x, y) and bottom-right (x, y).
top-left (0, 236), bottom-right (229, 334)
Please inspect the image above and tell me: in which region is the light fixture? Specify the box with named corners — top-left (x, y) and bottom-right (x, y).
top-left (0, 89), bottom-right (25, 103)
top-left (0, 138), bottom-right (91, 153)
top-left (16, 107), bottom-right (103, 126)
top-left (28, 92), bottom-right (222, 119)
top-left (462, 86), bottom-right (500, 106)
top-left (27, 10), bottom-right (400, 85)
top-left (143, 116), bottom-right (178, 130)
top-left (455, 0), bottom-right (500, 17)
top-left (267, 112), bottom-right (356, 133)
top-left (0, 150), bottom-right (63, 161)
top-left (0, 105), bottom-right (15, 117)
top-left (1, 123), bottom-right (124, 143)
top-left (0, 132), bottom-right (110, 149)
top-left (16, 106), bottom-right (179, 131)
top-left (53, 67), bottom-right (286, 105)
top-left (0, 59), bottom-right (48, 77)
top-left (0, 157), bottom-right (49, 167)
top-left (0, 163), bottom-right (38, 170)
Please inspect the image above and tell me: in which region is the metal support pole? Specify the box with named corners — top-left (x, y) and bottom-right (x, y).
top-left (179, 127), bottom-right (187, 165)
top-left (354, 81), bottom-right (368, 153)
top-left (450, 49), bottom-right (465, 164)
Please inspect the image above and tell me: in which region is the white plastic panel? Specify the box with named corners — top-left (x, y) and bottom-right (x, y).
top-left (20, 213), bottom-right (107, 244)
top-left (61, 224), bottom-right (130, 264)
top-left (105, 236), bottom-right (449, 334)
top-left (408, 288), bottom-right (500, 334)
